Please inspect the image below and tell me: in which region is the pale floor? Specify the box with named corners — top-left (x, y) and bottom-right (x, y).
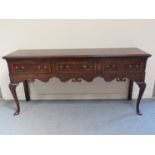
top-left (0, 99), bottom-right (155, 135)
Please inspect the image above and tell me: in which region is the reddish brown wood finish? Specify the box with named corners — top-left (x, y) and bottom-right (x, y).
top-left (23, 80), bottom-right (30, 101)
top-left (128, 80), bottom-right (133, 100)
top-left (3, 48), bottom-right (151, 116)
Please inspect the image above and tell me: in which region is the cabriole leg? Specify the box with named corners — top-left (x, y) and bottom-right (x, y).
top-left (135, 81), bottom-right (146, 115)
top-left (9, 83), bottom-right (20, 116)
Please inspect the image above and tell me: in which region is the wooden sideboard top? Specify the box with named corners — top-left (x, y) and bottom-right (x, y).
top-left (3, 48), bottom-right (151, 59)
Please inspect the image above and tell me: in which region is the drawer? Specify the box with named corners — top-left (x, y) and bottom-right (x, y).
top-left (11, 63), bottom-right (51, 73)
top-left (55, 61), bottom-right (96, 73)
top-left (102, 59), bottom-right (144, 72)
top-left (122, 61), bottom-right (143, 72)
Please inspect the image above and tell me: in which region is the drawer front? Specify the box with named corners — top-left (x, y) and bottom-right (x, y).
top-left (55, 61), bottom-right (96, 73)
top-left (102, 59), bottom-right (145, 72)
top-left (11, 63), bottom-right (51, 74)
top-left (122, 60), bottom-right (143, 72)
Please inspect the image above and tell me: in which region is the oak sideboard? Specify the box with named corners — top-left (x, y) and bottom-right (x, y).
top-left (3, 48), bottom-right (151, 116)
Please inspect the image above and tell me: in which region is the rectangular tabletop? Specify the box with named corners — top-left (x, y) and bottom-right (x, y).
top-left (3, 48), bottom-right (151, 59)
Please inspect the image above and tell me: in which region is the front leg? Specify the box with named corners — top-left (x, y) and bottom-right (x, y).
top-left (9, 83), bottom-right (20, 116)
top-left (135, 81), bottom-right (146, 115)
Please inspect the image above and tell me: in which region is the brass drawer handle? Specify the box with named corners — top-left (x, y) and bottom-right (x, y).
top-left (38, 65), bottom-right (48, 71)
top-left (128, 64), bottom-right (139, 69)
top-left (106, 64), bottom-right (116, 70)
top-left (83, 65), bottom-right (92, 71)
top-left (106, 64), bottom-right (116, 68)
top-left (15, 65), bottom-right (25, 72)
top-left (59, 65), bottom-right (70, 69)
